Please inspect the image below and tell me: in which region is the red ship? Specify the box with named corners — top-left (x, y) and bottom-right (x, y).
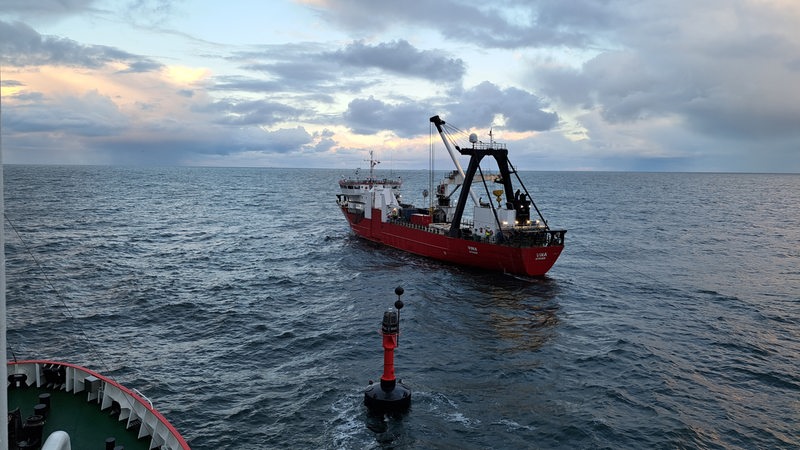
top-left (336, 115), bottom-right (566, 276)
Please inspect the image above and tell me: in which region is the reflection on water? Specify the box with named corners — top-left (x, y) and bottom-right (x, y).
top-left (469, 273), bottom-right (561, 352)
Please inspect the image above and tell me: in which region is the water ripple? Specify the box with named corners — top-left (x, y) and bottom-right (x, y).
top-left (4, 167), bottom-right (799, 449)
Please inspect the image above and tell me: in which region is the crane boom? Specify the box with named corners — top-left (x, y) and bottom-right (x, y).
top-left (429, 115), bottom-right (479, 206)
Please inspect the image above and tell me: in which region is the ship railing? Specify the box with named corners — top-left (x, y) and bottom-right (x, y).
top-left (502, 228), bottom-right (566, 247)
top-left (385, 217), bottom-right (566, 246)
top-left (462, 142), bottom-right (507, 151)
top-left (339, 178), bottom-right (402, 189)
top-left (386, 217), bottom-right (450, 235)
top-left (461, 227), bottom-right (565, 246)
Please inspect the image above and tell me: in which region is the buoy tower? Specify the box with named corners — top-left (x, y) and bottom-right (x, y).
top-left (364, 287), bottom-right (411, 413)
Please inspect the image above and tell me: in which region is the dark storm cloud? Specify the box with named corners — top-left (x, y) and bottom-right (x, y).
top-left (0, 20), bottom-right (163, 70)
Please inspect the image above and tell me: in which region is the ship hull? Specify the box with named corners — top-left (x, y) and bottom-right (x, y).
top-left (342, 207), bottom-right (563, 276)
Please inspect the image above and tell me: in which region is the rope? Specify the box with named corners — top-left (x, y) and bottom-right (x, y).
top-left (4, 213), bottom-right (141, 412)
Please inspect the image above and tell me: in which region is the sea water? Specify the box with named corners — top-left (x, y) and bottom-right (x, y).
top-left (4, 166), bottom-right (799, 449)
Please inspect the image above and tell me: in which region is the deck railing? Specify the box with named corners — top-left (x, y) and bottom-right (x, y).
top-left (386, 217), bottom-right (566, 247)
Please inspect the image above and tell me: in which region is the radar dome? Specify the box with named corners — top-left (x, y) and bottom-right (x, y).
top-left (469, 133), bottom-right (478, 143)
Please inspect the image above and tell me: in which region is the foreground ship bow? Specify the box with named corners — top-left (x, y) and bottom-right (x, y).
top-left (6, 360), bottom-right (189, 450)
top-left (336, 115), bottom-right (566, 277)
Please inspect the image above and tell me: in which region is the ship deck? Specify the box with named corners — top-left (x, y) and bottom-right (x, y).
top-left (8, 383), bottom-right (152, 450)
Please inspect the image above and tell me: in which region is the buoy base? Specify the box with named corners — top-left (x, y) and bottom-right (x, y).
top-left (364, 380), bottom-right (411, 413)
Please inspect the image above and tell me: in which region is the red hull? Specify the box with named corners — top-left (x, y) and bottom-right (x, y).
top-left (342, 208), bottom-right (562, 276)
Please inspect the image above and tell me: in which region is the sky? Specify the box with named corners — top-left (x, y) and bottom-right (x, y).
top-left (1, 0), bottom-right (799, 172)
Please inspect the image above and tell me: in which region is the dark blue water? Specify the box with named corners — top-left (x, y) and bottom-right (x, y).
top-left (4, 166), bottom-right (799, 449)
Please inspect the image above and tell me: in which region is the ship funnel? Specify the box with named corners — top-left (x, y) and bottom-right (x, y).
top-left (364, 287), bottom-right (411, 414)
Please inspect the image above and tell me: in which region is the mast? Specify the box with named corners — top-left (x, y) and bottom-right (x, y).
top-left (367, 150), bottom-right (380, 180)
top-left (429, 115), bottom-right (479, 205)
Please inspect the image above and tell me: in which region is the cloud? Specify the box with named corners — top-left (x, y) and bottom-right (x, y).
top-left (306, 0), bottom-right (593, 48)
top-left (328, 40), bottom-right (465, 83)
top-left (5, 89), bottom-right (128, 136)
top-left (0, 0), bottom-right (97, 19)
top-left (241, 59), bottom-right (370, 94)
top-left (212, 76), bottom-right (285, 93)
top-left (343, 81), bottom-right (557, 138)
top-left (226, 45), bottom-right (371, 97)
top-left (261, 126), bottom-right (314, 153)
top-left (226, 38), bottom-right (463, 97)
top-left (1, 79), bottom-right (25, 87)
top-left (0, 20), bottom-right (163, 71)
top-left (445, 81), bottom-right (558, 132)
top-left (122, 0), bottom-right (181, 28)
top-left (121, 59), bottom-right (165, 73)
top-left (533, 1), bottom-right (800, 142)
top-left (206, 98), bottom-right (303, 126)
top-left (308, 129), bottom-right (337, 153)
top-left (344, 97), bottom-right (431, 137)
